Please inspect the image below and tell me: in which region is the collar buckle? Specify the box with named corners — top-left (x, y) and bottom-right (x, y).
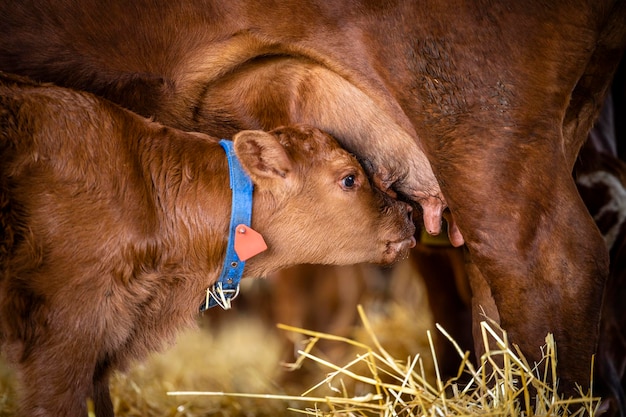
top-left (204, 282), bottom-right (241, 310)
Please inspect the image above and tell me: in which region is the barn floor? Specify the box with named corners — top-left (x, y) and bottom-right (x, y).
top-left (0, 259), bottom-right (439, 417)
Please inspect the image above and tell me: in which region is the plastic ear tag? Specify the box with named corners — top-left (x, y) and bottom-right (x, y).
top-left (234, 224), bottom-right (268, 261)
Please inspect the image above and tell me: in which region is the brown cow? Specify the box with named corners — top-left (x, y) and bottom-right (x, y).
top-left (1, 0), bottom-right (624, 399)
top-left (0, 73), bottom-right (416, 417)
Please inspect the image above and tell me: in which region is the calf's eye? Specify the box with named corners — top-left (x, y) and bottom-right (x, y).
top-left (341, 175), bottom-right (356, 189)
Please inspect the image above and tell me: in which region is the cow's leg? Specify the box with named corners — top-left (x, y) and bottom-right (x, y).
top-left (436, 133), bottom-right (608, 397)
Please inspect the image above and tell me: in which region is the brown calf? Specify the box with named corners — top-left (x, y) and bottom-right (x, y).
top-left (0, 73), bottom-right (415, 417)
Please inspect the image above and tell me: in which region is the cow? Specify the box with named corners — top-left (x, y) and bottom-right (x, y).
top-left (0, 73), bottom-right (416, 417)
top-left (1, 0), bottom-right (624, 400)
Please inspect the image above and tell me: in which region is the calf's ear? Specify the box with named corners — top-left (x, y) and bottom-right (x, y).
top-left (233, 130), bottom-right (293, 183)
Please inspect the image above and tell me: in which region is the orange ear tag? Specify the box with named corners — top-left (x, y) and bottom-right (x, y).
top-left (234, 224), bottom-right (268, 261)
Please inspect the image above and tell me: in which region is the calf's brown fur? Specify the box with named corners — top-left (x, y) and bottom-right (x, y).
top-left (0, 74), bottom-right (415, 417)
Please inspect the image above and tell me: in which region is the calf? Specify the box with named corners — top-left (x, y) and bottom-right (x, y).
top-left (0, 73), bottom-right (415, 417)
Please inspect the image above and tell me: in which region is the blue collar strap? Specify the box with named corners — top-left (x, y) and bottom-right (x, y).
top-left (200, 139), bottom-right (254, 311)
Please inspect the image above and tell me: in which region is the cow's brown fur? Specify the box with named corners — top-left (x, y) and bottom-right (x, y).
top-left (1, 0), bottom-right (625, 402)
top-left (0, 73), bottom-right (415, 417)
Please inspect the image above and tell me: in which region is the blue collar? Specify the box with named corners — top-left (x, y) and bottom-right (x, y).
top-left (200, 139), bottom-right (254, 311)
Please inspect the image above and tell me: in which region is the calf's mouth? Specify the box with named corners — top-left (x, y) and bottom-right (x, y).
top-left (380, 228), bottom-right (416, 265)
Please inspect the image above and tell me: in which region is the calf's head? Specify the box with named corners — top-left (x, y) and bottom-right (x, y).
top-left (233, 125), bottom-right (416, 276)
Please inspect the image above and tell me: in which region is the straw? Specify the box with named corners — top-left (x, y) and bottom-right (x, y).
top-left (170, 306), bottom-right (600, 417)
